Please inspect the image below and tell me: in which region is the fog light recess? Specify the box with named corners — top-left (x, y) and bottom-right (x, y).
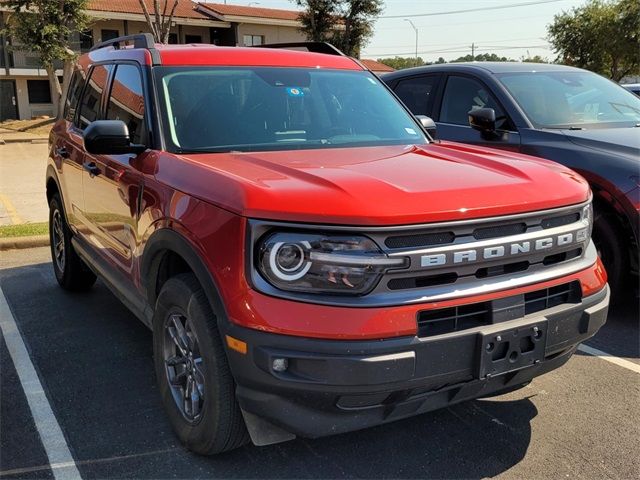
top-left (272, 358), bottom-right (289, 372)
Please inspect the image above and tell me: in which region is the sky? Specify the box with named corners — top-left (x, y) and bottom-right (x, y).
top-left (206, 0), bottom-right (587, 62)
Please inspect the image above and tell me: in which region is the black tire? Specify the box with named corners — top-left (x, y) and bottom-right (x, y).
top-left (153, 273), bottom-right (248, 455)
top-left (592, 213), bottom-right (626, 299)
top-left (49, 193), bottom-right (97, 291)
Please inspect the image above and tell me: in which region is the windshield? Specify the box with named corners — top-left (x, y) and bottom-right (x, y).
top-left (155, 67), bottom-right (427, 153)
top-left (497, 71), bottom-right (640, 128)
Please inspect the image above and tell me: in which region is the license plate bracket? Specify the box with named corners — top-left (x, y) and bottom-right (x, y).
top-left (477, 320), bottom-right (547, 379)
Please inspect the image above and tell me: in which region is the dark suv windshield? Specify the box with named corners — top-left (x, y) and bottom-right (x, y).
top-left (155, 67), bottom-right (427, 153)
top-left (498, 71), bottom-right (640, 129)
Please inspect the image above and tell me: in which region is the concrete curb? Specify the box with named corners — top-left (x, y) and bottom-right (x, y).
top-left (0, 137), bottom-right (49, 144)
top-left (0, 235), bottom-right (49, 251)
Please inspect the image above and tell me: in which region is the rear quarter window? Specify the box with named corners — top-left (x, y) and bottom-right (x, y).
top-left (63, 70), bottom-right (86, 122)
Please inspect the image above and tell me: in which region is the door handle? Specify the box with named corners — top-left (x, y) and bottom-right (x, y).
top-left (56, 146), bottom-right (69, 158)
top-left (83, 161), bottom-right (101, 177)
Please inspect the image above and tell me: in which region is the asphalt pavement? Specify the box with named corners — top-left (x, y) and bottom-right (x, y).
top-left (1, 247), bottom-right (638, 479)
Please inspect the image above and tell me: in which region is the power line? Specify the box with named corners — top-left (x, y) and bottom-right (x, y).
top-left (380, 0), bottom-right (567, 19)
top-left (364, 37), bottom-right (546, 51)
top-left (363, 45), bottom-right (550, 58)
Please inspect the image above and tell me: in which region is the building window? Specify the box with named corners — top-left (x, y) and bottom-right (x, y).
top-left (243, 35), bottom-right (264, 46)
top-left (80, 30), bottom-right (93, 53)
top-left (168, 33), bottom-right (178, 44)
top-left (101, 29), bottom-right (119, 42)
top-left (185, 34), bottom-right (202, 44)
top-left (27, 80), bottom-right (52, 104)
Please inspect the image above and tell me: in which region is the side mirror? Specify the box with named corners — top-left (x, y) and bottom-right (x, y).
top-left (468, 108), bottom-right (496, 134)
top-left (84, 120), bottom-right (146, 155)
top-left (416, 115), bottom-right (437, 139)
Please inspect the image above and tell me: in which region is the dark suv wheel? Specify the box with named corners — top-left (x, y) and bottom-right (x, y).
top-left (152, 273), bottom-right (248, 455)
top-left (49, 193), bottom-right (97, 291)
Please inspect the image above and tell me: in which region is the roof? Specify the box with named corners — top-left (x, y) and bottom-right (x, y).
top-left (86, 42), bottom-right (364, 70)
top-left (155, 45), bottom-right (362, 69)
top-left (197, 2), bottom-right (300, 22)
top-left (87, 0), bottom-right (209, 20)
top-left (382, 61), bottom-right (583, 81)
top-left (360, 59), bottom-right (394, 73)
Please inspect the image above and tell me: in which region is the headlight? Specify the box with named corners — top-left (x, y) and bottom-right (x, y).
top-left (257, 232), bottom-right (407, 295)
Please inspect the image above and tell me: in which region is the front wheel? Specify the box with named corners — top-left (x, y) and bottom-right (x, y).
top-left (153, 274), bottom-right (248, 455)
top-left (592, 213), bottom-right (626, 299)
top-left (49, 193), bottom-right (96, 291)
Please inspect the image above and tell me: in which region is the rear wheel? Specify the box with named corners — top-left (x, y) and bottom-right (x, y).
top-left (153, 274), bottom-right (248, 455)
top-left (48, 193), bottom-right (96, 291)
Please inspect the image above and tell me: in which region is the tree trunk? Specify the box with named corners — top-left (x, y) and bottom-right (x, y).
top-left (46, 65), bottom-right (64, 119)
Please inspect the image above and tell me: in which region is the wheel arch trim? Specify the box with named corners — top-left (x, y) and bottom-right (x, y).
top-left (141, 228), bottom-right (229, 325)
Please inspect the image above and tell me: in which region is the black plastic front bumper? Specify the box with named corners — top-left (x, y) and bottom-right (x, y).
top-left (222, 286), bottom-right (609, 442)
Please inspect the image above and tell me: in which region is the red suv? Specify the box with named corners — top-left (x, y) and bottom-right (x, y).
top-left (47, 35), bottom-right (609, 455)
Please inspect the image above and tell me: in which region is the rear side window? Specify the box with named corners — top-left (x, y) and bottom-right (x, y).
top-left (106, 64), bottom-right (145, 144)
top-left (393, 75), bottom-right (440, 116)
top-left (440, 75), bottom-right (511, 130)
top-left (63, 70), bottom-right (86, 122)
top-left (77, 64), bottom-right (112, 130)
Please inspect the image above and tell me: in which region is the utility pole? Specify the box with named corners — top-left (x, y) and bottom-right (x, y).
top-left (471, 43), bottom-right (475, 61)
top-left (404, 19), bottom-right (418, 62)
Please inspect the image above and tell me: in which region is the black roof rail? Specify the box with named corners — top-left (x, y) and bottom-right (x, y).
top-left (255, 42), bottom-right (345, 56)
top-left (90, 33), bottom-right (161, 65)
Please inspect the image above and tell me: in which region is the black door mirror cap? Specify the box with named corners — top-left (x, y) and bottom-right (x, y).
top-left (468, 107), bottom-right (497, 134)
top-left (415, 115), bottom-right (437, 139)
top-left (83, 120), bottom-right (146, 155)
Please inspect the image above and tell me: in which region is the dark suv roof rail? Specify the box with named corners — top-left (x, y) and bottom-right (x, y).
top-left (90, 33), bottom-right (161, 65)
top-left (255, 42), bottom-right (345, 56)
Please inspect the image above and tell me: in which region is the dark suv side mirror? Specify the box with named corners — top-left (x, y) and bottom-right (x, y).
top-left (468, 108), bottom-right (496, 134)
top-left (84, 120), bottom-right (146, 155)
top-left (416, 115), bottom-right (437, 139)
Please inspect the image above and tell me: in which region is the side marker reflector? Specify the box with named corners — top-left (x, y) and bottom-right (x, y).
top-left (226, 335), bottom-right (247, 354)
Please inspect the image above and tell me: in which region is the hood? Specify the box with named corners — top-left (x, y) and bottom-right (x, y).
top-left (562, 127), bottom-right (640, 160)
top-left (156, 143), bottom-right (590, 226)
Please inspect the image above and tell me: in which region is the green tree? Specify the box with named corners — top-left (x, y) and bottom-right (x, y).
top-left (2, 0), bottom-right (89, 118)
top-left (451, 53), bottom-right (513, 63)
top-left (294, 0), bottom-right (383, 57)
top-left (294, 0), bottom-right (335, 42)
top-left (138, 1), bottom-right (179, 44)
top-left (522, 55), bottom-right (549, 63)
top-left (547, 0), bottom-right (640, 81)
top-left (376, 56), bottom-right (425, 70)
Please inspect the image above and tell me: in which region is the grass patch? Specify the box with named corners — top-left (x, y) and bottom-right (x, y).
top-left (0, 222), bottom-right (49, 238)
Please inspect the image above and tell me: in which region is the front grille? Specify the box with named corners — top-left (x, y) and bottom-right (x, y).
top-left (541, 213), bottom-right (580, 229)
top-left (384, 231), bottom-right (454, 249)
top-left (473, 223), bottom-right (526, 239)
top-left (417, 281), bottom-right (582, 337)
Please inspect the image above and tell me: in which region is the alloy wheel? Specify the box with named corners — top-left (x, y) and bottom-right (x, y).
top-left (52, 209), bottom-right (65, 271)
top-left (163, 312), bottom-right (206, 422)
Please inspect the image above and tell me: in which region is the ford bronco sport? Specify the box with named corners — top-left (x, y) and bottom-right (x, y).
top-left (47, 35), bottom-right (609, 455)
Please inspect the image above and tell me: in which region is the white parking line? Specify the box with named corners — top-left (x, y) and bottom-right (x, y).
top-left (0, 286), bottom-right (82, 480)
top-left (578, 344), bottom-right (640, 374)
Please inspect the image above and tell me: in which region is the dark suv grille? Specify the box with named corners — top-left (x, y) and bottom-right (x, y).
top-left (417, 281), bottom-right (582, 337)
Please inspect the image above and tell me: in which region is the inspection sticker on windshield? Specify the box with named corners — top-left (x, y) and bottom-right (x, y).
top-left (286, 87), bottom-right (304, 97)
top-left (405, 127), bottom-right (417, 135)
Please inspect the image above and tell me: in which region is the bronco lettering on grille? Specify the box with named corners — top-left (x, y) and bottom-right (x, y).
top-left (420, 228), bottom-right (588, 268)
